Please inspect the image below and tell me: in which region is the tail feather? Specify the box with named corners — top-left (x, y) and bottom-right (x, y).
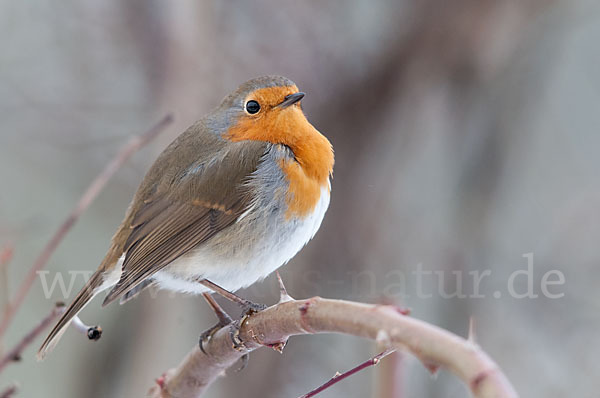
top-left (118, 279), bottom-right (155, 305)
top-left (37, 272), bottom-right (103, 361)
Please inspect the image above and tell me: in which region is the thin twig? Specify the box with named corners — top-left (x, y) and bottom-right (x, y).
top-left (299, 349), bottom-right (395, 398)
top-left (0, 384), bottom-right (17, 398)
top-left (71, 315), bottom-right (102, 341)
top-left (148, 297), bottom-right (519, 398)
top-left (0, 303), bottom-right (65, 373)
top-left (0, 114), bottom-right (173, 339)
top-left (0, 244), bottom-right (14, 356)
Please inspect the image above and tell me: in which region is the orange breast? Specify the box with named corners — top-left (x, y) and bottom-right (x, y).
top-left (225, 86), bottom-right (334, 219)
top-left (279, 157), bottom-right (327, 219)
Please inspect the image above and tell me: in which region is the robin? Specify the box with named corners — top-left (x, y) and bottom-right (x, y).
top-left (37, 75), bottom-right (334, 359)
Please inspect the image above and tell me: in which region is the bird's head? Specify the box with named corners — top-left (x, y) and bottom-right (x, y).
top-left (213, 76), bottom-right (333, 182)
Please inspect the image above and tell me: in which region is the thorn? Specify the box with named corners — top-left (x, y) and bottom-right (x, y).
top-left (468, 316), bottom-right (476, 343)
top-left (276, 271), bottom-right (293, 303)
top-left (373, 348), bottom-right (395, 364)
top-left (266, 339), bottom-right (288, 353)
top-left (155, 373), bottom-right (167, 390)
top-left (376, 297), bottom-right (410, 316)
top-left (414, 351), bottom-right (440, 378)
top-left (394, 306), bottom-right (411, 316)
top-left (424, 362), bottom-right (440, 377)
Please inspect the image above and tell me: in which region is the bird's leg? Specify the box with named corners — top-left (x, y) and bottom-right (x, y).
top-left (199, 293), bottom-right (250, 369)
top-left (196, 278), bottom-right (267, 316)
top-left (199, 292), bottom-right (234, 354)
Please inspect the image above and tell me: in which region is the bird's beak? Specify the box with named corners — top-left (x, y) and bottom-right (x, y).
top-left (278, 92), bottom-right (305, 109)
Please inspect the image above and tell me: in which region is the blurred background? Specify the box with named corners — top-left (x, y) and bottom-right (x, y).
top-left (1, 1), bottom-right (599, 397)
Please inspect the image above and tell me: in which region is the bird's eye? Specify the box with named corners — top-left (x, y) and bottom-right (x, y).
top-left (245, 100), bottom-right (260, 114)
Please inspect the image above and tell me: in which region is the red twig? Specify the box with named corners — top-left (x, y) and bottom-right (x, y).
top-left (0, 115), bottom-right (173, 339)
top-left (299, 349), bottom-right (395, 398)
top-left (0, 384), bottom-right (17, 398)
top-left (0, 303), bottom-right (65, 373)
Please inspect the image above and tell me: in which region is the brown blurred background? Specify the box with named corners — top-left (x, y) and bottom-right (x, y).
top-left (1, 1), bottom-right (599, 397)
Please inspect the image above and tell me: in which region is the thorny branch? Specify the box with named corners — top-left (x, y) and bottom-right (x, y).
top-left (148, 296), bottom-right (518, 398)
top-left (0, 114), bottom-right (173, 339)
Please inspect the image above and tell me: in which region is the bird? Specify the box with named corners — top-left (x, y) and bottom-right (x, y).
top-left (37, 75), bottom-right (334, 360)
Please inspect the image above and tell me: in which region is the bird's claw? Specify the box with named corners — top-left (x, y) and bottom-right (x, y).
top-left (228, 319), bottom-right (251, 372)
top-left (199, 318), bottom-right (232, 355)
top-left (229, 319), bottom-right (246, 351)
top-left (236, 353), bottom-right (249, 372)
top-left (240, 300), bottom-right (267, 317)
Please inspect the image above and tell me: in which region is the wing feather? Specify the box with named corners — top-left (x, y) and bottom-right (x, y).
top-left (102, 140), bottom-right (267, 305)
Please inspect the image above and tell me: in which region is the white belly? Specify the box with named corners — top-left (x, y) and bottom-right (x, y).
top-left (152, 186), bottom-right (330, 294)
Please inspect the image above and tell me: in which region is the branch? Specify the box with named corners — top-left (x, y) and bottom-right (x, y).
top-left (0, 303), bottom-right (65, 374)
top-left (0, 114), bottom-right (173, 339)
top-left (148, 297), bottom-right (518, 398)
top-left (299, 349), bottom-right (395, 398)
top-left (0, 384), bottom-right (17, 398)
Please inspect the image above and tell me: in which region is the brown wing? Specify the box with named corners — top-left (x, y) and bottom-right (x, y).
top-left (102, 139), bottom-right (268, 306)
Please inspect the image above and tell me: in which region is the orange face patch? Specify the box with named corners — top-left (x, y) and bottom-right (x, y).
top-left (225, 86), bottom-right (334, 219)
top-left (244, 85), bottom-right (299, 110)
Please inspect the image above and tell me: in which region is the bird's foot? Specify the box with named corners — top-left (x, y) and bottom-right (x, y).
top-left (240, 300), bottom-right (267, 318)
top-left (197, 278), bottom-right (268, 317)
top-left (199, 317), bottom-right (234, 355)
top-left (199, 292), bottom-right (234, 355)
top-left (197, 320), bottom-right (251, 370)
top-left (228, 319), bottom-right (251, 371)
